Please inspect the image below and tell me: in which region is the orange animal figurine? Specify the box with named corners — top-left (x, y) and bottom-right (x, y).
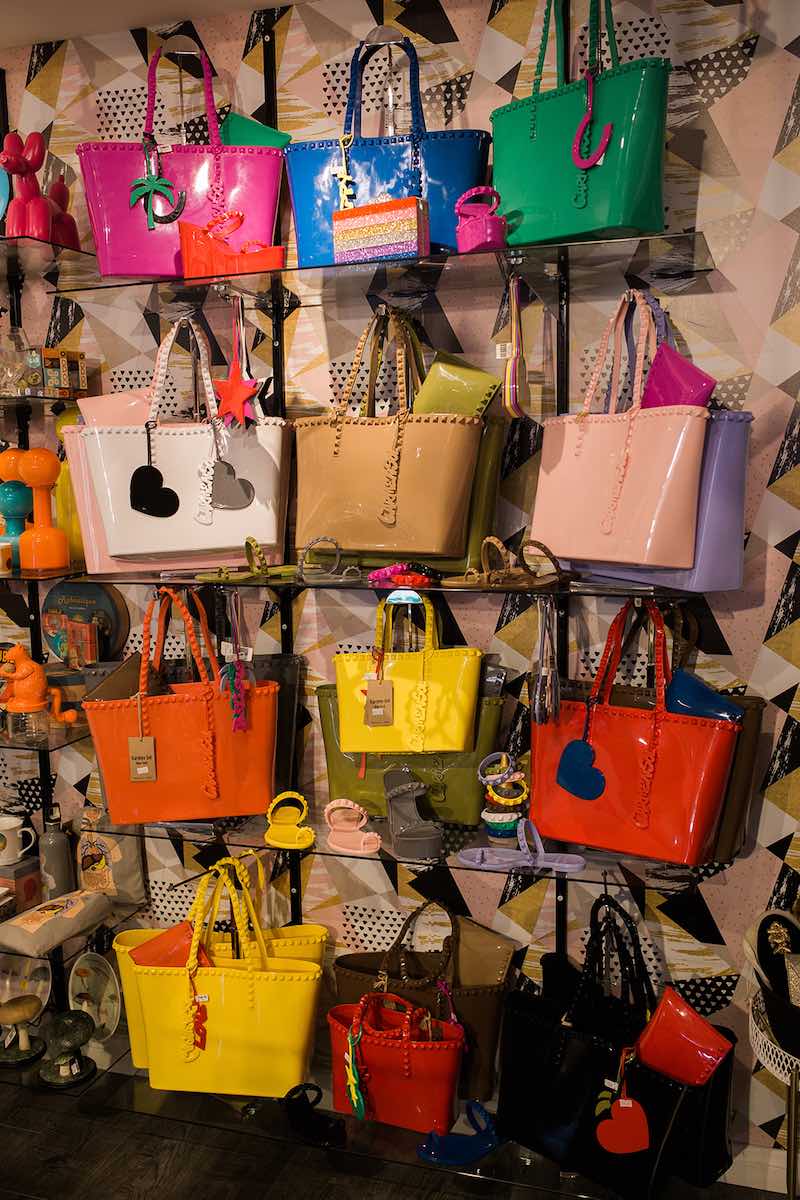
top-left (17, 449), bottom-right (69, 572)
top-left (0, 644), bottom-right (76, 724)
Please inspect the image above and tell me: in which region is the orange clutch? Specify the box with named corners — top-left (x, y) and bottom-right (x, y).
top-left (179, 210), bottom-right (284, 278)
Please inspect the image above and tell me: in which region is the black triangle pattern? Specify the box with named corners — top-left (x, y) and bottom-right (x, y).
top-left (659, 888), bottom-right (725, 945)
top-left (761, 711), bottom-right (800, 793)
top-left (767, 861), bottom-right (800, 911)
top-left (776, 530), bottom-right (800, 560)
top-left (685, 34), bottom-right (759, 106)
top-left (766, 833), bottom-right (794, 863)
top-left (672, 974), bottom-right (739, 1017)
top-left (770, 684), bottom-right (799, 715)
top-left (395, 0), bottom-right (458, 46)
top-left (25, 41), bottom-right (63, 88)
top-left (409, 862), bottom-right (469, 915)
top-left (763, 561), bottom-right (799, 643)
top-left (767, 401), bottom-right (800, 487)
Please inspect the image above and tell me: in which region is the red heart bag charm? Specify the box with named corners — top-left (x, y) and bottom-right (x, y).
top-left (596, 1096), bottom-right (650, 1155)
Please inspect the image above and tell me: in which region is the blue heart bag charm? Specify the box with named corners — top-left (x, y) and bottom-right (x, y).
top-left (557, 698), bottom-right (606, 800)
top-left (557, 738), bottom-right (606, 800)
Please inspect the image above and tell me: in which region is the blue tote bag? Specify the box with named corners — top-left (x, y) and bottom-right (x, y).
top-left (284, 38), bottom-right (490, 268)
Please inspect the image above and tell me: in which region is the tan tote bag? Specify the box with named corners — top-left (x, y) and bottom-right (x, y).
top-left (294, 311), bottom-right (483, 556)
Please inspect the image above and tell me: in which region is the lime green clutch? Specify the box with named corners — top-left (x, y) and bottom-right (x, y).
top-left (414, 352), bottom-right (501, 417)
top-left (220, 112), bottom-right (291, 150)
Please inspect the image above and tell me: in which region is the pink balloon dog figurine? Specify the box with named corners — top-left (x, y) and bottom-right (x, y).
top-left (0, 132), bottom-right (80, 250)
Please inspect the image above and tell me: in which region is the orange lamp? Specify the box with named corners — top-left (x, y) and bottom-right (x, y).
top-left (17, 449), bottom-right (69, 572)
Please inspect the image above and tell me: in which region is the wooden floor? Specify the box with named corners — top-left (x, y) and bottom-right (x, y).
top-left (0, 1080), bottom-right (778, 1200)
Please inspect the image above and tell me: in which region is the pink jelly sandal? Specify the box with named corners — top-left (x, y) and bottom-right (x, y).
top-left (324, 799), bottom-right (382, 856)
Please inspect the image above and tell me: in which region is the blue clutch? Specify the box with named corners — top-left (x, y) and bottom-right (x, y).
top-left (285, 38), bottom-right (490, 268)
top-left (665, 669), bottom-right (744, 723)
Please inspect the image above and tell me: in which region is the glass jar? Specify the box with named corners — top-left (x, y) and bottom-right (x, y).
top-left (5, 709), bottom-right (50, 744)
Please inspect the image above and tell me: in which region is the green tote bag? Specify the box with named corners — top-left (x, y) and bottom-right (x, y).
top-left (317, 685), bottom-right (503, 826)
top-left (491, 0), bottom-right (670, 245)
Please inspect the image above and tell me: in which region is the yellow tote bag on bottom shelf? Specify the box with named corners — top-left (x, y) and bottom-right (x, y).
top-left (131, 869), bottom-right (322, 1096)
top-left (334, 595), bottom-right (482, 753)
top-left (113, 928), bottom-right (160, 1069)
top-left (114, 854), bottom-right (328, 1071)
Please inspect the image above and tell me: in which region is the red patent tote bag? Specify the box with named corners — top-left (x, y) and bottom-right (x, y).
top-left (328, 992), bottom-right (463, 1133)
top-left (532, 600), bottom-right (740, 865)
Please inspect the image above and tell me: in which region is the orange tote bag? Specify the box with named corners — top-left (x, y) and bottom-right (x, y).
top-left (532, 601), bottom-right (739, 865)
top-left (83, 588), bottom-right (277, 824)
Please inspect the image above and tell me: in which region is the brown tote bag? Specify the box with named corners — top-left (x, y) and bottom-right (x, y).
top-left (294, 311), bottom-right (482, 556)
top-left (334, 899), bottom-right (515, 1100)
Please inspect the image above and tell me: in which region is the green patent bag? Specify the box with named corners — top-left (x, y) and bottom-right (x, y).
top-left (491, 0), bottom-right (671, 245)
top-left (317, 685), bottom-right (503, 826)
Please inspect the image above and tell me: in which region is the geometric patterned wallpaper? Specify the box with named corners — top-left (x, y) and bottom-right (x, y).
top-left (0, 0), bottom-right (798, 1177)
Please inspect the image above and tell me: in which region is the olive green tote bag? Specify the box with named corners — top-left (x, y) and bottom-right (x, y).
top-left (317, 685), bottom-right (503, 826)
top-left (491, 0), bottom-right (670, 245)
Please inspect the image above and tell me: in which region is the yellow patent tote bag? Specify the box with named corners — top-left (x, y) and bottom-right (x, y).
top-left (333, 595), bottom-right (482, 753)
top-left (131, 867), bottom-right (322, 1096)
top-left (201, 854), bottom-right (328, 966)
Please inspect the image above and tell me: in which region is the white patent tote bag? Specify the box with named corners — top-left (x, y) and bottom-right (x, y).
top-left (81, 317), bottom-right (288, 557)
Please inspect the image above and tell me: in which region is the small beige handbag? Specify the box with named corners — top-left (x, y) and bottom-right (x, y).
top-left (294, 311), bottom-right (483, 556)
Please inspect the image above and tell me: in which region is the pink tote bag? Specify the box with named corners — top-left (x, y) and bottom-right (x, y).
top-left (77, 46), bottom-right (283, 277)
top-left (530, 291), bottom-right (708, 567)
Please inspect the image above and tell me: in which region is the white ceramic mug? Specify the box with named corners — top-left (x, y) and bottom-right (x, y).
top-left (0, 816), bottom-right (35, 866)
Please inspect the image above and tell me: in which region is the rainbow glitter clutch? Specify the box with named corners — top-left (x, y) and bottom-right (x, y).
top-left (332, 197), bottom-right (430, 264)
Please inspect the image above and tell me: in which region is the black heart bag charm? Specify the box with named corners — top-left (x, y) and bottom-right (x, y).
top-left (129, 421), bottom-right (180, 518)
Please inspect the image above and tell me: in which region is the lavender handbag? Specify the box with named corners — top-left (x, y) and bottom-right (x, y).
top-left (574, 297), bottom-right (752, 592)
top-left (77, 46), bottom-right (283, 277)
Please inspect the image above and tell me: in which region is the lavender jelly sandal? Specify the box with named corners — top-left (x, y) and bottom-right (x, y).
top-left (457, 819), bottom-right (585, 874)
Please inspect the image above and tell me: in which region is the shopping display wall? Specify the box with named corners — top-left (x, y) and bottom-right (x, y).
top-left (0, 0), bottom-right (798, 1176)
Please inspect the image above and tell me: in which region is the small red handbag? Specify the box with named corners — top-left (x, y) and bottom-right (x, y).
top-left (635, 987), bottom-right (732, 1086)
top-left (532, 600), bottom-right (740, 865)
top-left (328, 992), bottom-right (463, 1133)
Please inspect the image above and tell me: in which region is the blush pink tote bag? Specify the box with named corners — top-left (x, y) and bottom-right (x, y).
top-left (77, 45), bottom-right (283, 278)
top-left (530, 291), bottom-right (708, 568)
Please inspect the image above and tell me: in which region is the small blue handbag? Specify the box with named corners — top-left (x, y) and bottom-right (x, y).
top-left (284, 38), bottom-right (490, 268)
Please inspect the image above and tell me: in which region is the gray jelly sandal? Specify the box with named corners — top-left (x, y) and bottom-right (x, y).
top-left (382, 767), bottom-right (442, 861)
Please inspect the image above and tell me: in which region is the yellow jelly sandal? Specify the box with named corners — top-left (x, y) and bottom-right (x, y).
top-left (264, 791), bottom-right (315, 850)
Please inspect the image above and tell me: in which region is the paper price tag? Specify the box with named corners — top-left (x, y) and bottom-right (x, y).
top-left (619, 1098), bottom-right (632, 1109)
top-left (364, 680), bottom-right (394, 726)
top-left (3, 1027), bottom-right (15, 1048)
top-left (220, 642), bottom-right (254, 663)
top-left (496, 342), bottom-right (513, 360)
top-left (71, 1060), bottom-right (80, 1076)
top-left (128, 736), bottom-right (156, 782)
top-left (195, 993), bottom-right (209, 1003)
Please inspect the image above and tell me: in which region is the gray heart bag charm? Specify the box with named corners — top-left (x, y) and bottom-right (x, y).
top-left (211, 460), bottom-right (255, 510)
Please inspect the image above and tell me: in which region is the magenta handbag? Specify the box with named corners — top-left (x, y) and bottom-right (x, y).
top-left (642, 342), bottom-right (716, 409)
top-left (77, 46), bottom-right (282, 277)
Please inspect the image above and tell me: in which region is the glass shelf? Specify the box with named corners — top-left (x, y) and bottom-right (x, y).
top-left (49, 231), bottom-right (715, 310)
top-left (0, 393), bottom-right (82, 410)
top-left (66, 1055), bottom-right (716, 1199)
top-left (0, 235), bottom-right (96, 284)
top-left (0, 719), bottom-right (91, 752)
top-left (74, 571), bottom-right (690, 599)
top-left (106, 812), bottom-right (705, 892)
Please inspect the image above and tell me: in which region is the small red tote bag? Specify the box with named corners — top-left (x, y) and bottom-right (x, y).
top-left (328, 992), bottom-right (463, 1133)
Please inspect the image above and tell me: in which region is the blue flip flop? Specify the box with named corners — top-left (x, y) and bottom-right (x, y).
top-left (417, 1101), bottom-right (499, 1167)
